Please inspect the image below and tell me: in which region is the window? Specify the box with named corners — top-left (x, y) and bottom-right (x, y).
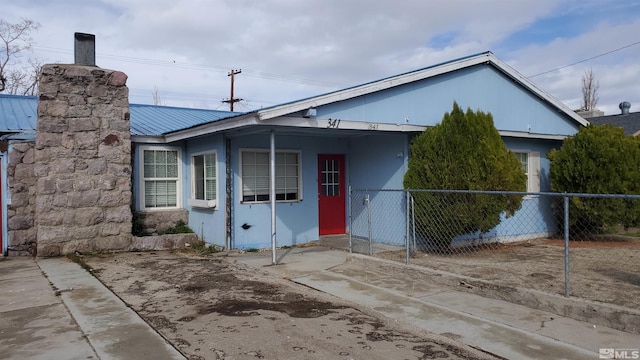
top-left (141, 147), bottom-right (180, 209)
top-left (515, 152), bottom-right (529, 178)
top-left (320, 158), bottom-right (340, 196)
top-left (189, 152), bottom-right (217, 208)
top-left (514, 151), bottom-right (540, 193)
top-left (241, 150), bottom-right (301, 203)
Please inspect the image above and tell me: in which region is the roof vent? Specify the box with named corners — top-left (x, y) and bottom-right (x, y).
top-left (619, 101), bottom-right (631, 115)
top-left (74, 32), bottom-right (96, 66)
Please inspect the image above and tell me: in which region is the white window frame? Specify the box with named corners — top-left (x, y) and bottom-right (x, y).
top-left (513, 150), bottom-right (540, 194)
top-left (189, 151), bottom-right (218, 209)
top-left (239, 148), bottom-right (303, 204)
top-left (139, 145), bottom-right (182, 210)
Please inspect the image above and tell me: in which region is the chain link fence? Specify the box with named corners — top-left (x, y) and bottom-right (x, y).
top-left (349, 188), bottom-right (640, 309)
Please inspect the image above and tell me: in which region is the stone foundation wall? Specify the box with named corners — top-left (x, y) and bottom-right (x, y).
top-left (35, 64), bottom-right (133, 257)
top-left (135, 209), bottom-right (189, 235)
top-left (6, 141), bottom-right (37, 256)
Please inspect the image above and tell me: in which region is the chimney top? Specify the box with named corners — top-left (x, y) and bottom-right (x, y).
top-left (74, 32), bottom-right (96, 66)
top-left (619, 101), bottom-right (631, 115)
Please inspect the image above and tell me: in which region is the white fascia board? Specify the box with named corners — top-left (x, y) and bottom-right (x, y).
top-left (257, 54), bottom-right (494, 121)
top-left (268, 117), bottom-right (567, 138)
top-left (488, 55), bottom-right (589, 128)
top-left (268, 117), bottom-right (426, 132)
top-left (163, 114), bottom-right (260, 143)
top-left (131, 135), bottom-right (166, 144)
top-left (498, 130), bottom-right (568, 140)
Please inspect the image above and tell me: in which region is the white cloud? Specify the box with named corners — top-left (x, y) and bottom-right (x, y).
top-left (1, 0), bottom-right (639, 114)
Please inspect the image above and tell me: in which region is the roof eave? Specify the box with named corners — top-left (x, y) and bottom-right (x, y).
top-left (498, 130), bottom-right (569, 141)
top-left (161, 113), bottom-right (260, 143)
top-left (256, 52), bottom-right (495, 121)
top-left (487, 56), bottom-right (589, 128)
top-left (256, 52), bottom-right (588, 129)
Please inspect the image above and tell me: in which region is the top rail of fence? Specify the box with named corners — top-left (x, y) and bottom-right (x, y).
top-left (350, 188), bottom-right (640, 200)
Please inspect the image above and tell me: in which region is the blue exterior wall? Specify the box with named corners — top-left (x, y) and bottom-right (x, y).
top-left (229, 132), bottom-right (350, 249)
top-left (183, 134), bottom-right (226, 244)
top-left (132, 62), bottom-right (582, 250)
top-left (176, 131), bottom-right (412, 250)
top-left (349, 134), bottom-right (408, 189)
top-left (315, 65), bottom-right (579, 136)
top-left (351, 137), bottom-right (567, 248)
top-left (503, 137), bottom-right (560, 192)
top-left (349, 134), bottom-right (409, 245)
top-left (491, 137), bottom-right (563, 241)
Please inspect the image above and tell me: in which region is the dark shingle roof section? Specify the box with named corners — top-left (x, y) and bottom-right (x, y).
top-left (129, 104), bottom-right (240, 136)
top-left (588, 112), bottom-right (640, 135)
top-left (0, 94), bottom-right (240, 137)
top-left (0, 94), bottom-right (38, 132)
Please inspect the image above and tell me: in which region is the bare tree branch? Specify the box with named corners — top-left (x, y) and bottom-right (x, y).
top-left (151, 86), bottom-right (163, 106)
top-left (581, 68), bottom-right (599, 111)
top-left (0, 18), bottom-right (41, 94)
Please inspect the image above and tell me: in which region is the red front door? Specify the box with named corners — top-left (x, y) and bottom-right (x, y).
top-left (318, 154), bottom-right (346, 235)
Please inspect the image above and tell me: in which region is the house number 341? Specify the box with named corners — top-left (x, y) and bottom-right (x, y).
top-left (327, 118), bottom-right (341, 128)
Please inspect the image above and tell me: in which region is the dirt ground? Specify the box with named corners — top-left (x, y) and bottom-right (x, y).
top-left (371, 237), bottom-right (640, 309)
top-left (83, 251), bottom-right (498, 360)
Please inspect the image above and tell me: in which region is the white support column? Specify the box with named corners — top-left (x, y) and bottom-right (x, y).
top-left (270, 130), bottom-right (277, 265)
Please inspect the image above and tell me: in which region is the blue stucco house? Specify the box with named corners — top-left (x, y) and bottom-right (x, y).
top-left (0, 51), bottom-right (587, 253)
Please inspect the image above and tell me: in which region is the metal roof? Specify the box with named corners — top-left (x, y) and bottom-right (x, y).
top-left (588, 112), bottom-right (640, 136)
top-left (0, 94), bottom-right (240, 137)
top-left (129, 104), bottom-right (240, 136)
top-left (0, 94), bottom-right (38, 133)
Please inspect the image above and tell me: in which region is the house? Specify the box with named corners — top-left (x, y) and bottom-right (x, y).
top-left (0, 51), bottom-right (587, 256)
top-left (588, 101), bottom-right (640, 136)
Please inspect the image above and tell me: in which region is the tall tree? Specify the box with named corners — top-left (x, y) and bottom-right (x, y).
top-left (580, 68), bottom-right (599, 111)
top-left (0, 18), bottom-right (41, 95)
top-left (404, 102), bottom-right (527, 252)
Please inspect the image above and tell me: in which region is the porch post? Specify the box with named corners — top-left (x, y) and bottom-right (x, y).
top-left (270, 130), bottom-right (277, 265)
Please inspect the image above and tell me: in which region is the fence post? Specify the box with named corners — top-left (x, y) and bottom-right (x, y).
top-left (411, 195), bottom-right (417, 256)
top-left (564, 194), bottom-right (570, 297)
top-left (367, 193), bottom-right (372, 256)
top-left (405, 190), bottom-right (410, 265)
top-left (348, 186), bottom-right (353, 254)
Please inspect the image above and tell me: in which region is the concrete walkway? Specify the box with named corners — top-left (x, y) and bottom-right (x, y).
top-left (0, 257), bottom-right (185, 360)
top-left (233, 247), bottom-right (639, 360)
top-left (1, 246), bottom-right (638, 360)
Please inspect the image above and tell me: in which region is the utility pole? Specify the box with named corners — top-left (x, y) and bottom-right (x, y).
top-left (222, 69), bottom-right (242, 111)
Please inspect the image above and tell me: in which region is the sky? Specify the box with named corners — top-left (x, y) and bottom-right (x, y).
top-left (2, 0), bottom-right (640, 115)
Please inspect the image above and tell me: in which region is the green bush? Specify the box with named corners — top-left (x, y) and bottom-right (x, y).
top-left (548, 124), bottom-right (640, 233)
top-left (160, 220), bottom-right (194, 235)
top-left (404, 102), bottom-right (526, 251)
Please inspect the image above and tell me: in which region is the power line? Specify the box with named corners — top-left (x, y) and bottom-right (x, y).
top-left (32, 45), bottom-right (346, 88)
top-left (528, 40), bottom-right (640, 78)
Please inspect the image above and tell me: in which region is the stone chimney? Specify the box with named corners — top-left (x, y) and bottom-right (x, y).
top-left (34, 34), bottom-right (133, 256)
